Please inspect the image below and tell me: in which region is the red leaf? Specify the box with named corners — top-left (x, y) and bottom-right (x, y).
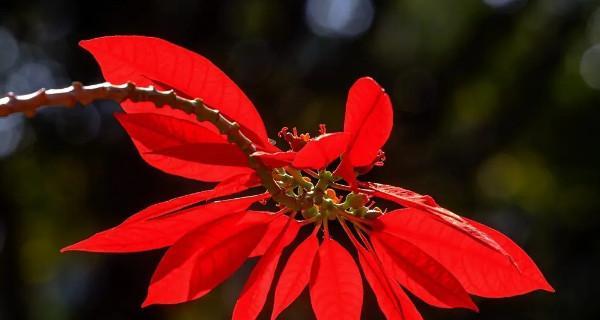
top-left (271, 234), bottom-right (319, 320)
top-left (378, 208), bottom-right (554, 298)
top-left (343, 77), bottom-right (393, 167)
top-left (370, 231), bottom-right (477, 310)
top-left (232, 218), bottom-right (300, 320)
top-left (310, 238), bottom-right (363, 320)
top-left (250, 214), bottom-right (299, 257)
top-left (464, 218), bottom-right (554, 297)
top-left (292, 132), bottom-right (349, 169)
top-left (150, 143), bottom-right (249, 167)
top-left (116, 112), bottom-right (253, 182)
top-left (252, 133), bottom-right (350, 170)
top-left (334, 157), bottom-right (357, 188)
top-left (123, 172), bottom-right (259, 225)
top-left (62, 193), bottom-right (269, 253)
top-left (80, 36), bottom-right (272, 150)
top-left (367, 182), bottom-right (511, 259)
top-left (143, 211), bottom-right (271, 306)
top-left (357, 246), bottom-right (423, 320)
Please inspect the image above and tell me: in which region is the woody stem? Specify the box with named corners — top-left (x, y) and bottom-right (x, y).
top-left (0, 81), bottom-right (301, 210)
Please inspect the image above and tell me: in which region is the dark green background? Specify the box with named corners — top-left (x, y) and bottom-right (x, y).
top-left (1, 0), bottom-right (598, 319)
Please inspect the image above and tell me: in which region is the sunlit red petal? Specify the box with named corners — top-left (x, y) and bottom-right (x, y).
top-left (80, 36), bottom-right (272, 151)
top-left (62, 193), bottom-right (269, 253)
top-left (334, 157), bottom-right (358, 188)
top-left (378, 208), bottom-right (553, 298)
top-left (310, 238), bottom-right (363, 320)
top-left (250, 214), bottom-right (299, 257)
top-left (271, 233), bottom-right (319, 320)
top-left (367, 182), bottom-right (510, 259)
top-left (357, 246), bottom-right (423, 320)
top-left (116, 112), bottom-right (253, 182)
top-left (370, 231), bottom-right (477, 310)
top-left (343, 77), bottom-right (393, 167)
top-left (292, 132), bottom-right (349, 169)
top-left (142, 211), bottom-right (272, 306)
top-left (232, 218), bottom-right (300, 319)
top-left (122, 173), bottom-right (259, 224)
top-left (464, 217), bottom-right (554, 296)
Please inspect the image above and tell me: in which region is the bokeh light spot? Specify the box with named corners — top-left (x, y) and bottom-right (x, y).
top-left (0, 114), bottom-right (25, 158)
top-left (0, 27), bottom-right (19, 73)
top-left (305, 0), bottom-right (374, 38)
top-left (483, 0), bottom-right (525, 8)
top-left (580, 44), bottom-right (600, 90)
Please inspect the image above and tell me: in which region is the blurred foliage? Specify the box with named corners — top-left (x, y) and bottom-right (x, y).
top-left (1, 0), bottom-right (599, 319)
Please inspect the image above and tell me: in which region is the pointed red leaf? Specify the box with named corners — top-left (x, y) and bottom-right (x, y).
top-left (464, 218), bottom-right (554, 296)
top-left (378, 208), bottom-right (554, 298)
top-left (252, 133), bottom-right (350, 170)
top-left (150, 143), bottom-right (249, 167)
top-left (357, 246), bottom-right (423, 320)
top-left (343, 77), bottom-right (393, 167)
top-left (271, 234), bottom-right (319, 320)
top-left (232, 218), bottom-right (300, 319)
top-left (124, 172), bottom-right (259, 224)
top-left (62, 193), bottom-right (269, 253)
top-left (370, 231), bottom-right (477, 310)
top-left (250, 214), bottom-right (299, 257)
top-left (292, 132), bottom-right (349, 169)
top-left (143, 211), bottom-right (271, 306)
top-left (310, 238), bottom-right (363, 320)
top-left (334, 157), bottom-right (358, 188)
top-left (80, 36), bottom-right (272, 150)
top-left (116, 112), bottom-right (253, 182)
top-left (367, 182), bottom-right (511, 259)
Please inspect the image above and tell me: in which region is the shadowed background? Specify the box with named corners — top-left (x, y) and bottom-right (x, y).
top-left (0, 0), bottom-right (598, 319)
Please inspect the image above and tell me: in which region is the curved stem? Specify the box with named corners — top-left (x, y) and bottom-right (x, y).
top-left (0, 82), bottom-right (300, 210)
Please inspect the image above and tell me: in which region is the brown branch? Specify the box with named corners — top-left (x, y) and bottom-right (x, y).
top-left (0, 81), bottom-right (301, 210)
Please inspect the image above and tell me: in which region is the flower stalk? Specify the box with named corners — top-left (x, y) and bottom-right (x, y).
top-left (0, 81), bottom-right (302, 210)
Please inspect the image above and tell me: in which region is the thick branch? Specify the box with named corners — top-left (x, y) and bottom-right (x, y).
top-left (0, 82), bottom-right (300, 210)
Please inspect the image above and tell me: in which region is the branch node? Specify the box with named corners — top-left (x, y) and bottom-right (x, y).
top-left (125, 81), bottom-right (135, 92)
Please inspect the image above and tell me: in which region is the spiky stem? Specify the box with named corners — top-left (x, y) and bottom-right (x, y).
top-left (0, 82), bottom-right (300, 210)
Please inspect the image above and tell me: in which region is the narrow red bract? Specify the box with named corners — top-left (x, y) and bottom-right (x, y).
top-left (63, 35), bottom-right (553, 320)
top-left (271, 233), bottom-right (319, 319)
top-left (371, 231), bottom-right (477, 310)
top-left (357, 246), bottom-right (423, 320)
top-left (310, 238), bottom-right (363, 320)
top-left (233, 219), bottom-right (300, 319)
top-left (144, 212), bottom-right (272, 306)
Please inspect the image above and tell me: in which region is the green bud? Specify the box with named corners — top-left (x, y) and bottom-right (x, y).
top-left (302, 206), bottom-right (319, 219)
top-left (316, 170), bottom-right (333, 191)
top-left (345, 192), bottom-right (369, 209)
top-left (353, 207), bottom-right (368, 217)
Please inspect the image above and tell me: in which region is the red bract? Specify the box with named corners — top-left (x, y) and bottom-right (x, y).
top-left (64, 36), bottom-right (553, 319)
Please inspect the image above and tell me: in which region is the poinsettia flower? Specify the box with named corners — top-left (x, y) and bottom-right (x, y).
top-left (64, 36), bottom-right (553, 320)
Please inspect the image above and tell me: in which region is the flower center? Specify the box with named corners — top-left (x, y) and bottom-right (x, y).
top-left (277, 124), bottom-right (328, 152)
top-left (271, 168), bottom-right (382, 234)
